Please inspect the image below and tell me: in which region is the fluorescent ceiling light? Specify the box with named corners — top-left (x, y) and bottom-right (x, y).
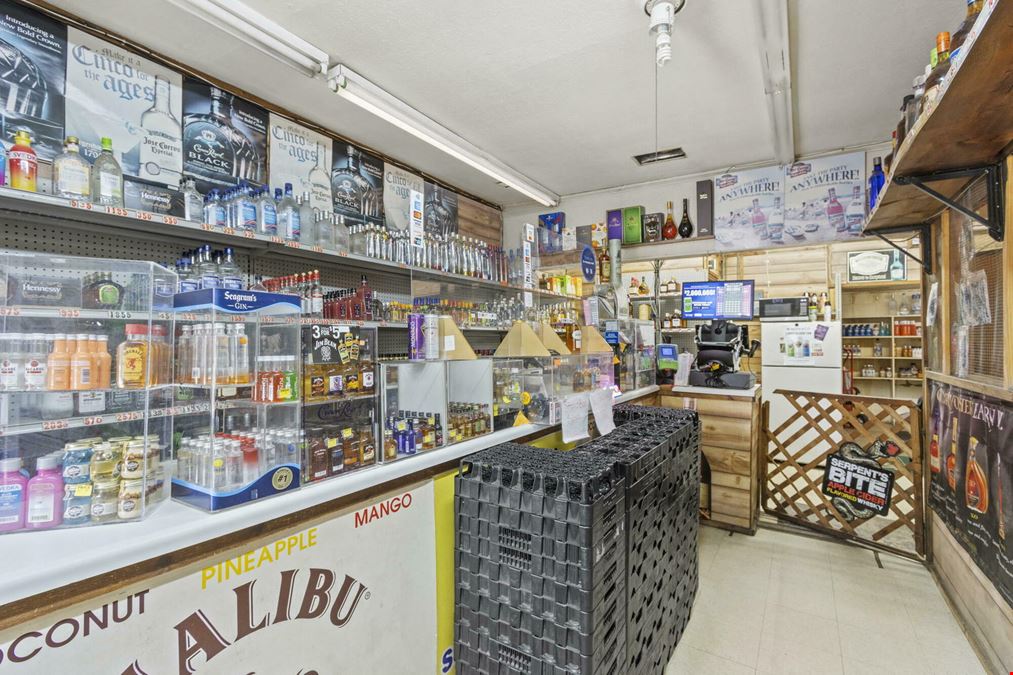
top-left (633, 147), bottom-right (687, 165)
top-left (166, 0), bottom-right (329, 76)
top-left (328, 64), bottom-right (559, 207)
top-left (755, 0), bottom-right (794, 164)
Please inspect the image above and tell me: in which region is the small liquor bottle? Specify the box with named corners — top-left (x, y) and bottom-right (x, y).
top-left (662, 201), bottom-right (677, 240)
top-left (8, 130), bottom-right (37, 193)
top-left (965, 437), bottom-right (988, 514)
top-left (678, 198), bottom-right (693, 238)
top-left (53, 136), bottom-right (91, 200)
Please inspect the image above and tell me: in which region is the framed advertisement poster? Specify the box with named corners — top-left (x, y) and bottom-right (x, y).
top-left (383, 162), bottom-right (424, 231)
top-left (784, 151), bottom-right (866, 244)
top-left (268, 113), bottom-right (331, 212)
top-left (332, 141), bottom-right (383, 226)
top-left (424, 181), bottom-right (458, 237)
top-left (847, 250), bottom-right (907, 282)
top-left (712, 165), bottom-right (784, 251)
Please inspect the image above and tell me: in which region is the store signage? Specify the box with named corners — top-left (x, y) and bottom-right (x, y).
top-left (847, 250), bottom-right (906, 282)
top-left (409, 189), bottom-right (425, 247)
top-left (383, 163), bottom-right (424, 231)
top-left (927, 382), bottom-right (1012, 607)
top-left (268, 113), bottom-right (332, 212)
top-left (821, 441), bottom-right (898, 519)
top-left (424, 181), bottom-right (459, 236)
top-left (784, 151), bottom-right (866, 243)
top-left (580, 244), bottom-right (597, 282)
top-left (713, 165), bottom-right (784, 251)
top-left (0, 484), bottom-right (438, 672)
top-left (333, 142), bottom-right (384, 226)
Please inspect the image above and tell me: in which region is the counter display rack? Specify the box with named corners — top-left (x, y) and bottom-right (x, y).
top-left (170, 288), bottom-right (302, 511)
top-left (0, 251), bottom-right (176, 533)
top-left (302, 323), bottom-right (378, 482)
top-left (606, 318), bottom-right (658, 392)
top-left (491, 353), bottom-right (613, 428)
top-left (379, 360), bottom-right (449, 461)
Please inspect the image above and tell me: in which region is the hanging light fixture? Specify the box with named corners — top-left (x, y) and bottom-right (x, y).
top-left (641, 0), bottom-right (686, 67)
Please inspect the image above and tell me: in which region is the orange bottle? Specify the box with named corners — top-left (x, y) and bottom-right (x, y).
top-left (8, 130), bottom-right (37, 192)
top-left (93, 335), bottom-right (112, 389)
top-left (70, 333), bottom-right (93, 390)
top-left (46, 334), bottom-right (71, 390)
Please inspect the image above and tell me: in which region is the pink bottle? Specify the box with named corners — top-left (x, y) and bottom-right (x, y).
top-left (25, 456), bottom-right (63, 529)
top-left (0, 457), bottom-right (28, 532)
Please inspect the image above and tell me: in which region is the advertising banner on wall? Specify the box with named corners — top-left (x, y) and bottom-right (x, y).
top-left (0, 484), bottom-right (438, 672)
top-left (847, 249), bottom-right (908, 283)
top-left (383, 162), bottom-right (424, 231)
top-left (425, 181), bottom-right (459, 237)
top-left (65, 27), bottom-right (183, 186)
top-left (182, 77), bottom-right (267, 195)
top-left (331, 141), bottom-right (383, 226)
top-left (927, 381), bottom-right (1013, 607)
top-left (268, 113), bottom-right (331, 211)
top-left (712, 165), bottom-right (784, 251)
top-left (784, 151), bottom-right (866, 244)
top-left (0, 2), bottom-right (66, 161)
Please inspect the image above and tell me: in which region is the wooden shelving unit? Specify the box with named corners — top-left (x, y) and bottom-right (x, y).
top-left (843, 314), bottom-right (924, 399)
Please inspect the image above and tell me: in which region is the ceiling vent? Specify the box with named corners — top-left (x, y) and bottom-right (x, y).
top-left (633, 147), bottom-right (687, 166)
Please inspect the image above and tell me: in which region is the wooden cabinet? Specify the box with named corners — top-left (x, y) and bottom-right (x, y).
top-left (660, 384), bottom-right (762, 534)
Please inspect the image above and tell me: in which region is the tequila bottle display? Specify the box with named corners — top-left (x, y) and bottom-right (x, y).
top-left (138, 75), bottom-right (183, 185)
top-left (53, 136), bottom-right (91, 200)
top-left (307, 141), bottom-right (331, 211)
top-left (90, 137), bottom-right (124, 207)
top-left (845, 185), bottom-right (865, 233)
top-left (965, 436), bottom-right (989, 515)
top-left (678, 198), bottom-right (693, 239)
top-left (425, 185), bottom-right (454, 236)
top-left (332, 144), bottom-right (379, 218)
top-left (827, 188), bottom-right (845, 232)
top-left (183, 86), bottom-right (260, 186)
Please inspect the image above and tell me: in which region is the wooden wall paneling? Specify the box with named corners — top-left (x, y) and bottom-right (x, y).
top-left (701, 445), bottom-right (752, 475)
top-left (939, 211), bottom-right (952, 374)
top-left (458, 194), bottom-right (503, 246)
top-left (698, 415), bottom-right (751, 451)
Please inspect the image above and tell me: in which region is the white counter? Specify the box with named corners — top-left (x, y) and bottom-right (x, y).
top-left (0, 385), bottom-right (658, 607)
top-left (667, 384), bottom-right (761, 398)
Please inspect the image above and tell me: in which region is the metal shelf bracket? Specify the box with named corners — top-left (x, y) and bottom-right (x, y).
top-left (894, 163), bottom-right (1005, 242)
top-left (864, 223), bottom-right (933, 275)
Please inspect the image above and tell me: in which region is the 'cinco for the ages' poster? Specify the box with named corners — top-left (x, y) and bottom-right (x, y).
top-left (66, 27), bottom-right (183, 187)
top-left (783, 151), bottom-right (866, 244)
top-left (927, 381), bottom-right (1013, 608)
top-left (331, 141), bottom-right (383, 226)
top-left (712, 165), bottom-right (783, 251)
top-left (0, 2), bottom-right (67, 161)
top-left (182, 77), bottom-right (268, 196)
top-left (268, 113), bottom-right (331, 212)
top-left (383, 162), bottom-right (424, 231)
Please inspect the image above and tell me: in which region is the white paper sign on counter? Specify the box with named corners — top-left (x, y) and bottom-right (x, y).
top-left (589, 388), bottom-right (615, 436)
top-left (561, 392), bottom-right (590, 443)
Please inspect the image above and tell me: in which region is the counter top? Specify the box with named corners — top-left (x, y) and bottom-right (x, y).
top-left (0, 385), bottom-right (658, 608)
top-left (664, 384), bottom-right (761, 399)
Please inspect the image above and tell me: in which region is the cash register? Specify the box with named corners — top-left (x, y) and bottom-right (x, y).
top-left (681, 280), bottom-right (760, 389)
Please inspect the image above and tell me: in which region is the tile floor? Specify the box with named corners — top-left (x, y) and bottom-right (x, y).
top-left (665, 526), bottom-right (986, 675)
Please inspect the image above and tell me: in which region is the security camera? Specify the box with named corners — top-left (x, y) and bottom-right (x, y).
top-left (640, 0), bottom-right (686, 67)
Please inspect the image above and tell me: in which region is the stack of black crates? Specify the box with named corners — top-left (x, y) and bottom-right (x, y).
top-left (455, 404), bottom-right (700, 674)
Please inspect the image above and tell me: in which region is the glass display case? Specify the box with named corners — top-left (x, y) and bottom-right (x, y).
top-left (605, 318), bottom-right (657, 391)
top-left (171, 288), bottom-right (301, 511)
top-left (0, 250), bottom-right (175, 533)
top-left (301, 322), bottom-right (377, 482)
top-left (446, 359), bottom-right (493, 444)
top-left (378, 360), bottom-right (447, 461)
top-left (491, 352), bottom-right (613, 428)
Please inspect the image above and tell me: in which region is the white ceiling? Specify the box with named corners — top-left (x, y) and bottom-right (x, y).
top-left (50, 0), bottom-right (963, 207)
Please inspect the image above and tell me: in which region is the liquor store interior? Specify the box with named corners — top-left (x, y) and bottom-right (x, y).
top-left (0, 1), bottom-right (1009, 673)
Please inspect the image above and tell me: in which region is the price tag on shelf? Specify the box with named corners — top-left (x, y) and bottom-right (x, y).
top-left (137, 211), bottom-right (153, 222)
top-left (161, 215), bottom-right (179, 225)
top-left (59, 308), bottom-right (81, 318)
top-left (222, 226), bottom-right (236, 236)
top-left (0, 306), bottom-right (22, 316)
top-left (108, 310), bottom-right (133, 320)
top-left (285, 240), bottom-right (301, 249)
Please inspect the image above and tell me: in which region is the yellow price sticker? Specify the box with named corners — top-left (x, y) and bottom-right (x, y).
top-left (74, 484), bottom-right (93, 497)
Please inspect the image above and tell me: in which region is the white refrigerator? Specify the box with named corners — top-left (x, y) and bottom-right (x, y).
top-left (761, 321), bottom-right (843, 434)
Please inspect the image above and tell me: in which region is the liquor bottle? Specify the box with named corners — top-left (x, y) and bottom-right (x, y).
top-left (597, 243), bottom-right (611, 284)
top-left (946, 417), bottom-right (958, 490)
top-left (82, 272), bottom-right (124, 309)
top-left (750, 198), bottom-right (768, 239)
top-left (678, 198), bottom-right (693, 238)
top-left (965, 437), bottom-right (988, 514)
top-left (278, 183), bottom-right (300, 240)
top-left (307, 141), bottom-right (331, 211)
top-left (662, 201), bottom-right (677, 240)
top-left (138, 74), bottom-right (183, 184)
top-left (827, 188), bottom-right (845, 232)
top-left (868, 157), bottom-right (886, 210)
top-left (889, 251), bottom-right (905, 281)
top-left (90, 137), bottom-right (124, 206)
top-left (8, 130), bottom-right (37, 192)
top-left (845, 186), bottom-right (864, 234)
top-left (197, 245), bottom-right (221, 289)
top-left (950, 0), bottom-right (983, 59)
top-left (182, 178), bottom-right (203, 222)
top-left (53, 136), bottom-right (91, 200)
top-left (257, 188), bottom-right (278, 235)
top-left (767, 196), bottom-right (784, 242)
top-left (929, 399), bottom-right (941, 474)
top-left (923, 33), bottom-right (951, 106)
top-left (298, 192), bottom-right (315, 245)
top-left (219, 247), bottom-right (243, 289)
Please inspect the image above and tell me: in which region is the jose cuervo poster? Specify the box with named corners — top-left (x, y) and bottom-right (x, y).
top-left (268, 113), bottom-right (332, 212)
top-left (66, 27), bottom-right (183, 186)
top-left (784, 151), bottom-right (866, 244)
top-left (383, 162), bottom-right (424, 231)
top-left (712, 165), bottom-right (784, 251)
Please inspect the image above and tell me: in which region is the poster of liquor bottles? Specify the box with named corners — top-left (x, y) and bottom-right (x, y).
top-left (424, 180), bottom-right (459, 237)
top-left (268, 113), bottom-right (331, 212)
top-left (712, 165), bottom-right (783, 251)
top-left (783, 151), bottom-right (866, 244)
top-left (0, 2), bottom-right (66, 161)
top-left (65, 28), bottom-right (183, 187)
top-left (331, 141), bottom-right (383, 226)
top-left (383, 162), bottom-right (424, 231)
top-left (182, 77), bottom-right (267, 195)
top-left (927, 381), bottom-right (1013, 607)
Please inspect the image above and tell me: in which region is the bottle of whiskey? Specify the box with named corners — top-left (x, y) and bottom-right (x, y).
top-left (597, 243), bottom-right (611, 284)
top-left (965, 437), bottom-right (988, 514)
top-left (950, 0), bottom-right (983, 59)
top-left (678, 198), bottom-right (693, 238)
top-left (662, 201), bottom-right (677, 240)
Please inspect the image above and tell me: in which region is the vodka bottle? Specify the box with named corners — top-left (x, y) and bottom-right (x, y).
top-left (257, 188), bottom-right (278, 235)
top-left (8, 130), bottom-right (37, 192)
top-left (315, 211), bottom-right (334, 249)
top-left (278, 183), bottom-right (300, 240)
top-left (90, 137), bottom-right (124, 207)
top-left (307, 141), bottom-right (331, 211)
top-left (138, 75), bottom-right (183, 185)
top-left (845, 185), bottom-right (865, 234)
top-left (827, 188), bottom-right (846, 232)
top-left (310, 270), bottom-right (324, 316)
top-left (197, 245), bottom-right (220, 289)
top-left (53, 136), bottom-right (91, 200)
top-left (235, 183), bottom-right (257, 230)
top-left (334, 214), bottom-right (349, 253)
top-left (182, 178), bottom-right (203, 222)
top-left (204, 190), bottom-right (225, 227)
top-left (178, 254), bottom-right (199, 292)
top-left (219, 247), bottom-right (243, 289)
top-left (298, 192), bottom-right (315, 245)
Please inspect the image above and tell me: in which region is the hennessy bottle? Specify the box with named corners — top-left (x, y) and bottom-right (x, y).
top-left (662, 201), bottom-right (677, 240)
top-left (964, 437), bottom-right (988, 514)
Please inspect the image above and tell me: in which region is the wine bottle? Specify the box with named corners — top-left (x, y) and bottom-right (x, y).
top-left (678, 198), bottom-right (693, 238)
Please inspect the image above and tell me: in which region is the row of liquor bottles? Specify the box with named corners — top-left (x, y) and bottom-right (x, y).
top-left (929, 414), bottom-right (1002, 530)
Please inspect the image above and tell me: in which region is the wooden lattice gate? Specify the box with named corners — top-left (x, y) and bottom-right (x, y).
top-left (763, 389), bottom-right (925, 559)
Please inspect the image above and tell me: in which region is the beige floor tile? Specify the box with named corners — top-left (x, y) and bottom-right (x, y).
top-left (916, 633), bottom-right (987, 675)
top-left (759, 604), bottom-right (841, 657)
top-left (757, 646), bottom-right (844, 675)
top-left (843, 654), bottom-right (926, 675)
top-left (766, 566), bottom-right (837, 620)
top-left (666, 644), bottom-right (757, 675)
top-left (680, 598), bottom-right (764, 668)
top-left (838, 621), bottom-right (929, 670)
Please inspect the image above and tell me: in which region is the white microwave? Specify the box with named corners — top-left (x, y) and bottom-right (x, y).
top-left (758, 297), bottom-right (809, 322)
